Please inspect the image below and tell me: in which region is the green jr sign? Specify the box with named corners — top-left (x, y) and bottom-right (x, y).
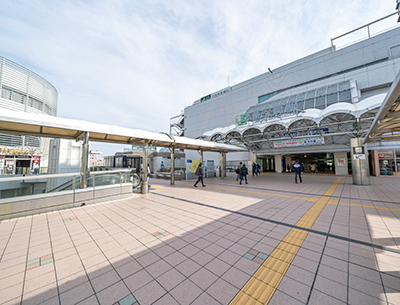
top-left (235, 113), bottom-right (249, 126)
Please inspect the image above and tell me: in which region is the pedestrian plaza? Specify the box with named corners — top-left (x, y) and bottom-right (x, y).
top-left (1, 173), bottom-right (399, 304)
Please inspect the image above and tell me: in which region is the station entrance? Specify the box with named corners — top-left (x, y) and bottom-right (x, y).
top-left (258, 152), bottom-right (352, 174)
top-left (289, 153), bottom-right (338, 174)
top-left (258, 157), bottom-right (275, 172)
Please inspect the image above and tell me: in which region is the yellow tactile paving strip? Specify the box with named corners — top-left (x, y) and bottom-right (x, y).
top-left (326, 201), bottom-right (400, 211)
top-left (149, 185), bottom-right (166, 189)
top-left (181, 182), bottom-right (400, 212)
top-left (229, 178), bottom-right (342, 305)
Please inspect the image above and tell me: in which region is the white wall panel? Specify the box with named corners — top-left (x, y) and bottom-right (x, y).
top-left (184, 27), bottom-right (400, 139)
top-left (2, 65), bottom-right (28, 92)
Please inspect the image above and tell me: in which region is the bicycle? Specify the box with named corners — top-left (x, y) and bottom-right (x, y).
top-left (130, 171), bottom-right (141, 189)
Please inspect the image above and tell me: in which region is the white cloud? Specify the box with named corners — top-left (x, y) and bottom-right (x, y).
top-left (0, 0), bottom-right (398, 155)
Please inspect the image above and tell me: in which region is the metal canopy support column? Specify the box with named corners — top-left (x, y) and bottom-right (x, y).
top-left (80, 132), bottom-right (89, 189)
top-left (141, 141), bottom-right (149, 194)
top-left (251, 152), bottom-right (257, 164)
top-left (170, 147), bottom-right (175, 185)
top-left (199, 150), bottom-right (204, 164)
top-left (219, 151), bottom-right (226, 178)
top-left (274, 154), bottom-right (283, 173)
top-left (350, 137), bottom-right (370, 185)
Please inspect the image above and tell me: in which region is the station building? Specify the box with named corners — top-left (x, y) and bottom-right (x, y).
top-left (176, 19), bottom-right (400, 177)
top-left (0, 56), bottom-right (58, 175)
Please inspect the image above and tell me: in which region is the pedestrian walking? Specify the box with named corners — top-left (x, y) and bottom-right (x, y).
top-left (310, 163), bottom-right (316, 174)
top-left (240, 163), bottom-right (248, 184)
top-left (293, 160), bottom-right (303, 183)
top-left (256, 163), bottom-right (261, 175)
top-left (252, 162), bottom-right (257, 176)
top-left (236, 162), bottom-right (243, 181)
top-left (32, 161), bottom-right (39, 174)
top-left (194, 163), bottom-right (206, 187)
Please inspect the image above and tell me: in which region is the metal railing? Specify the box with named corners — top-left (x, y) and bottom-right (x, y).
top-left (331, 11), bottom-right (400, 49)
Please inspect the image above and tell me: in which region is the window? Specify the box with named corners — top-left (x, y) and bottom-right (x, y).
top-left (305, 98), bottom-right (315, 109)
top-left (339, 90), bottom-right (352, 103)
top-left (25, 136), bottom-right (40, 147)
top-left (28, 97), bottom-right (43, 110)
top-left (316, 87), bottom-right (326, 96)
top-left (327, 84), bottom-right (337, 94)
top-left (306, 90), bottom-right (316, 98)
top-left (296, 93), bottom-right (306, 101)
top-left (297, 101), bottom-right (304, 110)
top-left (0, 134), bottom-right (23, 146)
top-left (1, 87), bottom-right (12, 99)
top-left (251, 80), bottom-right (354, 122)
top-left (1, 87), bottom-right (26, 104)
top-left (273, 100), bottom-right (281, 107)
top-left (11, 91), bottom-right (25, 104)
top-left (315, 96), bottom-right (326, 109)
top-left (44, 105), bottom-right (52, 115)
top-left (327, 93), bottom-right (338, 106)
top-left (339, 81), bottom-right (350, 91)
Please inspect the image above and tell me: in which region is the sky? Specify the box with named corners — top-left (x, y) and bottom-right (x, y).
top-left (0, 0), bottom-right (398, 155)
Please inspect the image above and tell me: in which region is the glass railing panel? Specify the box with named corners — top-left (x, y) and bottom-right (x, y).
top-left (0, 170), bottom-right (132, 200)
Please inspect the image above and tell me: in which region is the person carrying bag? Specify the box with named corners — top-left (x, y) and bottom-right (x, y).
top-left (194, 163), bottom-right (206, 187)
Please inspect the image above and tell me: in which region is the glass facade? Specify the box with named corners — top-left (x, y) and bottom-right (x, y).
top-left (377, 150), bottom-right (400, 176)
top-left (246, 81), bottom-right (353, 124)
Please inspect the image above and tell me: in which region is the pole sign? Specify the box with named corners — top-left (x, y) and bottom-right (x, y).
top-left (186, 160), bottom-right (192, 173)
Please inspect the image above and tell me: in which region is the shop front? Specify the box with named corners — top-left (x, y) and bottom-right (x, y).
top-left (0, 148), bottom-right (41, 175)
top-left (372, 150), bottom-right (400, 176)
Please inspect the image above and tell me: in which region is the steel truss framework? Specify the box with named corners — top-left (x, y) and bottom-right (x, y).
top-left (210, 108), bottom-right (379, 152)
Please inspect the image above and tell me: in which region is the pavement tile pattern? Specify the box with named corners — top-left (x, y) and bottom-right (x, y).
top-left (0, 173), bottom-right (400, 304)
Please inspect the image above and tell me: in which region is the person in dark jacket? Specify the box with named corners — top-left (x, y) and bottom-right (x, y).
top-left (194, 163), bottom-right (206, 187)
top-left (293, 160), bottom-right (303, 183)
top-left (252, 162), bottom-right (257, 176)
top-left (236, 162), bottom-right (243, 181)
top-left (240, 163), bottom-right (248, 184)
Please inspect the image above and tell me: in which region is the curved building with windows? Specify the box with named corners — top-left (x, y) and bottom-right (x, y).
top-left (0, 56), bottom-right (58, 175)
top-left (177, 20), bottom-right (400, 177)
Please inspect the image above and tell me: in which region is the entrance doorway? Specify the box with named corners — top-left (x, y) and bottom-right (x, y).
top-left (290, 153), bottom-right (336, 173)
top-left (258, 157), bottom-right (275, 172)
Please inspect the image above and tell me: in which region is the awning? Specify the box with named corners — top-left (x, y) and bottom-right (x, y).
top-left (364, 69), bottom-right (400, 143)
top-left (0, 109), bottom-right (247, 153)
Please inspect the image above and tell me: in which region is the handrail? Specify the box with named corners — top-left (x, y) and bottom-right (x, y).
top-left (331, 11), bottom-right (399, 48)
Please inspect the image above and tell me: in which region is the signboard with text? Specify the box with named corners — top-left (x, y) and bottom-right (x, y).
top-left (274, 136), bottom-right (324, 148)
top-left (186, 160), bottom-right (192, 173)
top-left (192, 160), bottom-right (200, 173)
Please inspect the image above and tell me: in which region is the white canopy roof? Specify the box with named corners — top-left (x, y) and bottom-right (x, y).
top-left (364, 69), bottom-right (400, 143)
top-left (0, 109), bottom-right (247, 153)
top-left (203, 94), bottom-right (386, 138)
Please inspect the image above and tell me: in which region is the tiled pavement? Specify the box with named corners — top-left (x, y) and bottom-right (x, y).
top-left (1, 173), bottom-right (400, 305)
